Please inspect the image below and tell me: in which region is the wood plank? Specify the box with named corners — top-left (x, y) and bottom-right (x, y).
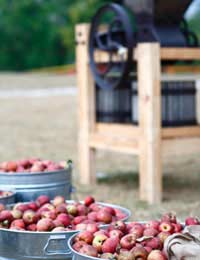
top-left (76, 24), bottom-right (96, 185)
top-left (162, 126), bottom-right (200, 139)
top-left (96, 123), bottom-right (140, 138)
top-left (163, 137), bottom-right (200, 157)
top-left (138, 43), bottom-right (162, 204)
top-left (163, 65), bottom-right (200, 74)
top-left (93, 47), bottom-right (200, 63)
top-left (90, 133), bottom-right (139, 155)
top-left (160, 48), bottom-right (200, 60)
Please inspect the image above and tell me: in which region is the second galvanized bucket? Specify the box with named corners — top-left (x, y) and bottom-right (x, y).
top-left (0, 162), bottom-right (73, 202)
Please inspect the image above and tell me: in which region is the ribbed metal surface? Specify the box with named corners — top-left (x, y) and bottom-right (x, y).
top-left (0, 192), bottom-right (16, 205)
top-left (96, 78), bottom-right (197, 127)
top-left (0, 229), bottom-right (75, 260)
top-left (0, 164), bottom-right (72, 202)
top-left (0, 202), bottom-right (131, 260)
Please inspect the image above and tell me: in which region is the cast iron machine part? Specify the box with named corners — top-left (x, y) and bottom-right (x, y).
top-left (89, 0), bottom-right (198, 89)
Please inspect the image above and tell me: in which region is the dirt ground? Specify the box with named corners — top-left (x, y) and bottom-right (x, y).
top-left (0, 73), bottom-right (200, 221)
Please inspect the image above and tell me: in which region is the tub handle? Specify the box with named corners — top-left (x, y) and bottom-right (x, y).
top-left (43, 235), bottom-right (71, 256)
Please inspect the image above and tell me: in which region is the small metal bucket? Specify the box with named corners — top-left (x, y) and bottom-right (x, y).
top-left (0, 191), bottom-right (16, 205)
top-left (0, 162), bottom-right (73, 202)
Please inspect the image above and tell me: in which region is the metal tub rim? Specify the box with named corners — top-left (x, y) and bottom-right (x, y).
top-left (0, 226), bottom-right (77, 235)
top-left (0, 168), bottom-right (70, 176)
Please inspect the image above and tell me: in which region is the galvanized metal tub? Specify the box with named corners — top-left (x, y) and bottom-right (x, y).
top-left (0, 202), bottom-right (131, 260)
top-left (0, 228), bottom-right (76, 260)
top-left (0, 163), bottom-right (72, 202)
top-left (0, 191), bottom-right (16, 205)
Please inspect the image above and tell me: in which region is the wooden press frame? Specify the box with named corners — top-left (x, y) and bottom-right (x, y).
top-left (76, 23), bottom-right (200, 204)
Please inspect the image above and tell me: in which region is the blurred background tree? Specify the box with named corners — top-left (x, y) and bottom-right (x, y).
top-left (0, 0), bottom-right (111, 70)
top-left (0, 0), bottom-right (199, 71)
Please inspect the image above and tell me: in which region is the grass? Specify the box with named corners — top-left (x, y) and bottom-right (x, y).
top-left (0, 73), bottom-right (200, 221)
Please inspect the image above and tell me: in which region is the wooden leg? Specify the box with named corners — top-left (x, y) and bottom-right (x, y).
top-left (138, 43), bottom-right (162, 204)
top-left (76, 24), bottom-right (96, 185)
top-left (79, 135), bottom-right (96, 185)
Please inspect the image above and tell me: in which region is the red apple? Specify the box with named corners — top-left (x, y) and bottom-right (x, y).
top-left (102, 237), bottom-right (119, 254)
top-left (41, 210), bottom-right (57, 220)
top-left (56, 213), bottom-right (70, 227)
top-left (67, 204), bottom-right (78, 216)
top-left (97, 210), bottom-right (112, 224)
top-left (185, 216), bottom-right (200, 226)
top-left (27, 202), bottom-right (39, 211)
top-left (120, 234), bottom-right (137, 250)
top-left (55, 203), bottom-right (67, 214)
top-left (79, 244), bottom-right (98, 257)
top-left (87, 212), bottom-right (98, 222)
top-left (84, 196), bottom-right (95, 207)
top-left (30, 162), bottom-right (45, 173)
top-left (52, 227), bottom-right (66, 232)
top-left (147, 250), bottom-right (167, 260)
top-left (23, 210), bottom-right (38, 224)
top-left (75, 230), bottom-right (94, 244)
top-left (10, 219), bottom-right (25, 229)
top-left (11, 209), bottom-right (23, 219)
top-left (89, 203), bottom-right (101, 212)
top-left (36, 195), bottom-right (50, 207)
top-left (109, 229), bottom-right (123, 240)
top-left (14, 203), bottom-right (29, 213)
top-left (143, 227), bottom-right (159, 237)
top-left (161, 212), bottom-right (177, 224)
top-left (130, 245), bottom-right (148, 259)
top-left (73, 216), bottom-right (87, 225)
top-left (77, 204), bottom-right (88, 216)
top-left (53, 196), bottom-right (65, 207)
top-left (0, 210), bottom-right (13, 223)
top-left (102, 206), bottom-right (116, 216)
top-left (18, 159), bottom-right (31, 169)
top-left (144, 237), bottom-right (161, 250)
top-left (36, 218), bottom-right (55, 231)
top-left (6, 161), bottom-right (18, 172)
top-left (41, 203), bottom-right (55, 212)
top-left (109, 221), bottom-right (127, 233)
top-left (92, 234), bottom-right (108, 252)
top-left (27, 223), bottom-right (37, 231)
top-left (94, 230), bottom-right (109, 237)
top-left (53, 219), bottom-right (64, 228)
top-left (75, 223), bottom-right (87, 231)
top-left (145, 220), bottom-right (160, 230)
top-left (86, 223), bottom-right (99, 233)
top-left (117, 249), bottom-right (134, 260)
top-left (172, 223), bottom-right (183, 233)
top-left (159, 221), bottom-right (174, 234)
top-left (73, 241), bottom-right (87, 252)
top-left (129, 224), bottom-right (144, 238)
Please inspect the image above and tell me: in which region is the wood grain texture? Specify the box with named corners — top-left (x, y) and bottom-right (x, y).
top-left (138, 43), bottom-right (162, 204)
top-left (76, 24), bottom-right (96, 185)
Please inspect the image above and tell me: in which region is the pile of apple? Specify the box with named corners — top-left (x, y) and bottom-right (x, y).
top-left (0, 190), bottom-right (13, 198)
top-left (0, 159), bottom-right (67, 173)
top-left (72, 213), bottom-right (200, 260)
top-left (0, 195), bottom-right (127, 231)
